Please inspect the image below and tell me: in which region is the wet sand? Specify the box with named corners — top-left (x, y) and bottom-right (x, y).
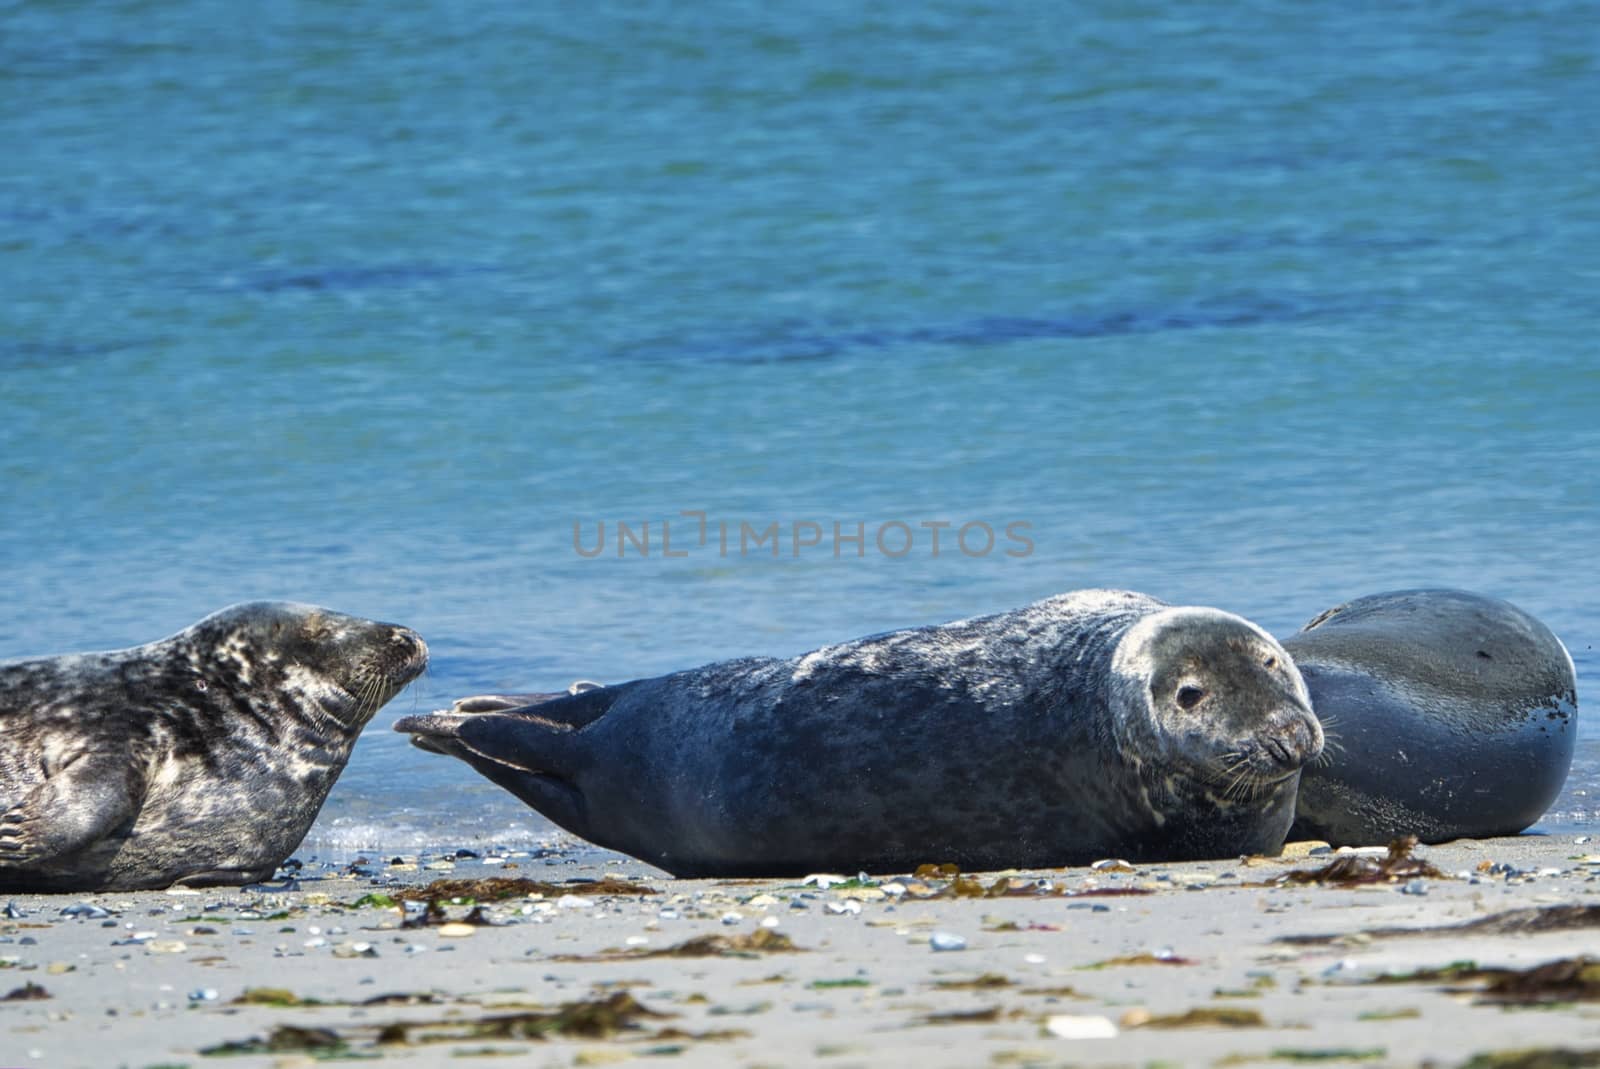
top-left (3, 835), bottom-right (1598, 1068)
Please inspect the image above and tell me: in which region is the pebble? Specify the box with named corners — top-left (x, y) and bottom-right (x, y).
top-left (332, 941), bottom-right (378, 958)
top-left (146, 940), bottom-right (187, 954)
top-left (188, 988), bottom-right (219, 1002)
top-left (1091, 858), bottom-right (1134, 873)
top-left (760, 916), bottom-right (781, 929)
top-left (3, 902), bottom-right (26, 919)
top-left (1046, 1014), bottom-right (1118, 1039)
top-left (720, 912), bottom-right (744, 925)
top-left (557, 895), bottom-right (589, 910)
top-left (825, 900), bottom-right (862, 916)
top-left (802, 874), bottom-right (850, 889)
top-left (1400, 879), bottom-right (1428, 895)
top-left (437, 923), bottom-right (477, 938)
top-left (60, 904), bottom-right (110, 919)
top-left (929, 931), bottom-right (967, 952)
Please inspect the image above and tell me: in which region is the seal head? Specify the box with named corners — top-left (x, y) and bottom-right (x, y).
top-left (0, 601), bottom-right (427, 892)
top-left (1109, 607), bottom-right (1322, 860)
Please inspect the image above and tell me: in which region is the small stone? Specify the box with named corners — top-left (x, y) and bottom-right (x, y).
top-left (1024, 953), bottom-right (1046, 965)
top-left (1046, 1014), bottom-right (1118, 1039)
top-left (188, 988), bottom-right (219, 1002)
top-left (557, 895), bottom-right (588, 910)
top-left (46, 962), bottom-right (75, 975)
top-left (929, 931), bottom-right (967, 952)
top-left (825, 900), bottom-right (862, 916)
top-left (3, 903), bottom-right (26, 919)
top-left (760, 916), bottom-right (781, 929)
top-left (720, 912), bottom-right (744, 925)
top-left (437, 923), bottom-right (476, 938)
top-left (1090, 859), bottom-right (1134, 873)
top-left (745, 894), bottom-right (780, 908)
top-left (1400, 879), bottom-right (1428, 895)
top-left (146, 940), bottom-right (187, 954)
top-left (60, 903), bottom-right (110, 919)
top-left (332, 941), bottom-right (378, 958)
top-left (303, 937), bottom-right (327, 949)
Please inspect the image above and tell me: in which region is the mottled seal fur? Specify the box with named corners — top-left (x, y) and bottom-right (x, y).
top-left (0, 602), bottom-right (427, 892)
top-left (1286, 589), bottom-right (1577, 846)
top-left (397, 590), bottom-right (1321, 876)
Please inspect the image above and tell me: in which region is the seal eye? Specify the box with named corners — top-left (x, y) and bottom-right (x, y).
top-left (1263, 655), bottom-right (1278, 670)
top-left (1176, 685), bottom-right (1206, 710)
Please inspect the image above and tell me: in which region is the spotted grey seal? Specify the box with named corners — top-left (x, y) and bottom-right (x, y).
top-left (397, 589), bottom-right (1321, 876)
top-left (1285, 589), bottom-right (1577, 846)
top-left (0, 602), bottom-right (427, 892)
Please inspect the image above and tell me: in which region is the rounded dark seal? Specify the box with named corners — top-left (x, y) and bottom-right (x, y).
top-left (1285, 588), bottom-right (1577, 846)
top-left (398, 590), bottom-right (1321, 876)
top-left (0, 602), bottom-right (427, 892)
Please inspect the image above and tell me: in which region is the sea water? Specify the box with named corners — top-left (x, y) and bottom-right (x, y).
top-left (2, 0), bottom-right (1595, 853)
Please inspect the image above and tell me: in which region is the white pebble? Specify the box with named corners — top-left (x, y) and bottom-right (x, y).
top-left (720, 912), bottom-right (744, 925)
top-left (557, 894), bottom-right (588, 910)
top-left (802, 873), bottom-right (850, 889)
top-left (1046, 1014), bottom-right (1118, 1039)
top-left (1024, 953), bottom-right (1046, 965)
top-left (929, 932), bottom-right (966, 952)
top-left (760, 916), bottom-right (780, 929)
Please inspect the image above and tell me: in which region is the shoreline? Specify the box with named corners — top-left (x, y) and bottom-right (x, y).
top-left (3, 835), bottom-right (1597, 1068)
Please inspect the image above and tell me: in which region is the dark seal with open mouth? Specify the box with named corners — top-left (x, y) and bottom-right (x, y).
top-left (398, 589), bottom-right (1320, 876)
top-left (1286, 588), bottom-right (1577, 846)
top-left (0, 602), bottom-right (427, 892)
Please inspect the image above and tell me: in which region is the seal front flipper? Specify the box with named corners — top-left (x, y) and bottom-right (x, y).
top-left (0, 751), bottom-right (141, 868)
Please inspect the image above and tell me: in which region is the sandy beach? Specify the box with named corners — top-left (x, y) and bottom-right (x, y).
top-left (2, 835), bottom-right (1596, 1069)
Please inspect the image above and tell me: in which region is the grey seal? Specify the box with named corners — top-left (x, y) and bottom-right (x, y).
top-left (397, 590), bottom-right (1321, 876)
top-left (1285, 588), bottom-right (1578, 846)
top-left (0, 602), bottom-right (427, 892)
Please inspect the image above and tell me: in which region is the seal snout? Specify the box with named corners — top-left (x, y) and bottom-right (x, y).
top-left (389, 627), bottom-right (429, 684)
top-left (1258, 710), bottom-right (1321, 770)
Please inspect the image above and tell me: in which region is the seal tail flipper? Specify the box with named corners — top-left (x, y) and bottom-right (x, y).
top-left (395, 684), bottom-right (627, 835)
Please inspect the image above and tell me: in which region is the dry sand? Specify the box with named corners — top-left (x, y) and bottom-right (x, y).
top-left (2, 834), bottom-right (1598, 1069)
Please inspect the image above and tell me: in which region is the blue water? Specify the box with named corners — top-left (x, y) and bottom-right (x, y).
top-left (3, 1), bottom-right (1596, 851)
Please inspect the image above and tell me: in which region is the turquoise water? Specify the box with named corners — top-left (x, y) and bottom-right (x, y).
top-left (3, 1), bottom-right (1596, 851)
